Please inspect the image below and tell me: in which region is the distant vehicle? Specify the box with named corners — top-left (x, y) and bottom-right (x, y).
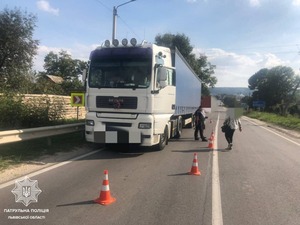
top-left (83, 38), bottom-right (202, 150)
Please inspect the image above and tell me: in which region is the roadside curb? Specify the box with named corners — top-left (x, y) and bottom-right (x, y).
top-left (243, 116), bottom-right (300, 139)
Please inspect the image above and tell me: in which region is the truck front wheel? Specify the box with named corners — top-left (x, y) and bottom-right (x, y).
top-left (174, 116), bottom-right (183, 138)
top-left (156, 126), bottom-right (168, 151)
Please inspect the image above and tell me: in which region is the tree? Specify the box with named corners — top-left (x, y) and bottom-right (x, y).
top-left (155, 33), bottom-right (217, 95)
top-left (43, 50), bottom-right (86, 81)
top-left (194, 54), bottom-right (217, 92)
top-left (0, 8), bottom-right (39, 92)
top-left (248, 68), bottom-right (268, 105)
top-left (248, 66), bottom-right (300, 115)
top-left (248, 68), bottom-right (268, 91)
top-left (36, 50), bottom-right (87, 95)
top-left (155, 33), bottom-right (193, 58)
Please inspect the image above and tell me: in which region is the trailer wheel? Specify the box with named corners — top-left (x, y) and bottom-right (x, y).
top-left (156, 126), bottom-right (168, 151)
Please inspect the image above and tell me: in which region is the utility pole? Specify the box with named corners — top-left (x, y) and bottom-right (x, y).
top-left (112, 0), bottom-right (136, 41)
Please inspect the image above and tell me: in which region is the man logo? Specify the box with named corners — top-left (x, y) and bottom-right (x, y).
top-left (113, 99), bottom-right (121, 109)
top-left (11, 176), bottom-right (42, 207)
top-left (109, 97), bottom-right (124, 109)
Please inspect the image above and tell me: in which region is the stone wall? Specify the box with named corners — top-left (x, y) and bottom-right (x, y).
top-left (23, 94), bottom-right (86, 120)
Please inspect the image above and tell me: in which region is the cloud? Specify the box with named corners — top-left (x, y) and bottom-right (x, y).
top-left (249, 0), bottom-right (261, 7)
top-left (255, 53), bottom-right (289, 68)
top-left (249, 0), bottom-right (300, 7)
top-left (37, 0), bottom-right (59, 16)
top-left (292, 0), bottom-right (300, 6)
top-left (34, 44), bottom-right (95, 72)
top-left (34, 43), bottom-right (297, 87)
top-left (194, 48), bottom-right (292, 87)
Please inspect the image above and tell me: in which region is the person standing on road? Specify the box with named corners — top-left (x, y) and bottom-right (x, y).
top-left (223, 116), bottom-right (242, 150)
top-left (194, 105), bottom-right (208, 141)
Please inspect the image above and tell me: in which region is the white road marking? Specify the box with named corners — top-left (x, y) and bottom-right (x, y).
top-left (243, 117), bottom-right (300, 147)
top-left (212, 113), bottom-right (223, 225)
top-left (0, 150), bottom-right (100, 190)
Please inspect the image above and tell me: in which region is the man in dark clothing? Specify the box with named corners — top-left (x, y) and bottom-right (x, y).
top-left (194, 106), bottom-right (207, 141)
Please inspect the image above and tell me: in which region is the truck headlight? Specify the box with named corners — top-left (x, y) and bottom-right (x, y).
top-left (138, 123), bottom-right (151, 129)
top-left (86, 120), bottom-right (94, 126)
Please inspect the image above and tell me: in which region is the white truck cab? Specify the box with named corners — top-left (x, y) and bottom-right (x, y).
top-left (84, 38), bottom-right (202, 150)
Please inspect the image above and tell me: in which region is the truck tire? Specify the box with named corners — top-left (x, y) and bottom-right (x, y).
top-left (174, 116), bottom-right (183, 138)
top-left (156, 126), bottom-right (168, 151)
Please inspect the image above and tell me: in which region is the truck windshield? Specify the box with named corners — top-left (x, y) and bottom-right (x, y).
top-left (88, 59), bottom-right (152, 89)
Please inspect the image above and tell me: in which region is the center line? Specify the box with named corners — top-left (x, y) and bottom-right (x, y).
top-left (212, 113), bottom-right (223, 225)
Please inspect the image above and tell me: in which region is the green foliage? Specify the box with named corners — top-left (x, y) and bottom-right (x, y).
top-left (35, 50), bottom-right (86, 95)
top-left (0, 93), bottom-right (64, 130)
top-left (154, 33), bottom-right (217, 95)
top-left (246, 111), bottom-right (300, 131)
top-left (155, 33), bottom-right (193, 57)
top-left (43, 50), bottom-right (86, 81)
top-left (248, 66), bottom-right (300, 115)
top-left (193, 54), bottom-right (217, 95)
top-left (0, 93), bottom-right (24, 128)
top-left (0, 8), bottom-right (39, 92)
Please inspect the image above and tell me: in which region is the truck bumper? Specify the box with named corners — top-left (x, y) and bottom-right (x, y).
top-left (85, 112), bottom-right (158, 146)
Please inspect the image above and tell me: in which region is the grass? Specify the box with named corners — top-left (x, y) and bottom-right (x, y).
top-left (0, 132), bottom-right (89, 171)
top-left (245, 111), bottom-right (300, 131)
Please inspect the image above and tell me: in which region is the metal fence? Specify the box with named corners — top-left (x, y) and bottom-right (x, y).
top-left (0, 123), bottom-right (85, 145)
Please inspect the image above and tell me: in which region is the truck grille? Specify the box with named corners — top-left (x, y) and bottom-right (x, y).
top-left (96, 96), bottom-right (137, 109)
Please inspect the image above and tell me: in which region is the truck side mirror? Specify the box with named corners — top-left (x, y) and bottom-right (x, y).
top-left (157, 67), bottom-right (167, 81)
top-left (157, 67), bottom-right (168, 88)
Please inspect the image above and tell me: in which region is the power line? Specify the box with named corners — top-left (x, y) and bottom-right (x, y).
top-left (93, 0), bottom-right (140, 40)
top-left (118, 15), bottom-right (141, 39)
top-left (93, 0), bottom-right (111, 12)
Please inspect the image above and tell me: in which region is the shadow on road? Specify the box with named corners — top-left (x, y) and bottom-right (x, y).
top-left (171, 148), bottom-right (211, 153)
top-left (56, 200), bottom-right (95, 207)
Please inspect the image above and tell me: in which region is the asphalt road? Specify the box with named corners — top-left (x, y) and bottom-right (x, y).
top-left (1, 105), bottom-right (300, 225)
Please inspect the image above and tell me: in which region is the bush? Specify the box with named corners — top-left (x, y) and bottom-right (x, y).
top-left (0, 93), bottom-right (64, 130)
top-left (245, 111), bottom-right (300, 131)
top-left (0, 93), bottom-right (24, 129)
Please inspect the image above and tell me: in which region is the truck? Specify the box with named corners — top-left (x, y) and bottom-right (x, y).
top-left (84, 38), bottom-right (202, 150)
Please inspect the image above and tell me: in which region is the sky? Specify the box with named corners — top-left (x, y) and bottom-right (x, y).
top-left (1, 0), bottom-right (300, 87)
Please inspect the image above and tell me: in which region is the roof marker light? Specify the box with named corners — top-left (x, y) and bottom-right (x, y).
top-left (113, 39), bottom-right (119, 47)
top-left (104, 40), bottom-right (110, 47)
top-left (130, 38), bottom-right (137, 46)
top-left (122, 38), bottom-right (128, 46)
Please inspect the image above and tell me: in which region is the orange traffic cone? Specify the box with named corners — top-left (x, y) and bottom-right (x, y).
top-left (189, 153), bottom-right (201, 176)
top-left (207, 137), bottom-right (214, 149)
top-left (207, 132), bottom-right (214, 149)
top-left (211, 131), bottom-right (215, 140)
top-left (94, 170), bottom-right (116, 205)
